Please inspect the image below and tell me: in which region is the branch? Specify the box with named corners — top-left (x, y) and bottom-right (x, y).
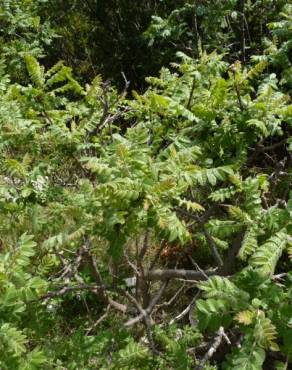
top-left (145, 269), bottom-right (216, 281)
top-left (170, 293), bottom-right (199, 325)
top-left (200, 226), bottom-right (223, 267)
top-left (125, 281), bottom-right (168, 327)
top-left (120, 72), bottom-right (130, 98)
top-left (88, 252), bottom-right (128, 313)
top-left (96, 107), bottom-right (130, 133)
top-left (139, 230), bottom-right (150, 260)
top-left (239, 0), bottom-right (246, 63)
top-left (220, 229), bottom-right (245, 275)
top-left (193, 213), bottom-right (223, 267)
top-left (156, 283), bottom-right (185, 309)
top-left (40, 283), bottom-right (100, 300)
top-left (85, 305), bottom-right (110, 335)
top-left (230, 65), bottom-right (244, 111)
top-left (124, 291), bottom-right (159, 354)
top-left (148, 280), bottom-right (169, 312)
top-left (196, 326), bottom-right (230, 369)
top-left (258, 139), bottom-right (287, 152)
top-left (176, 207), bottom-right (223, 267)
top-left (88, 252), bottom-right (108, 303)
top-left (137, 230), bottom-right (151, 306)
top-left (188, 257), bottom-right (209, 279)
top-left (90, 72), bottom-right (130, 137)
top-left (187, 77), bottom-right (196, 109)
top-left (94, 82), bottom-right (110, 135)
top-left (59, 245), bottom-right (86, 281)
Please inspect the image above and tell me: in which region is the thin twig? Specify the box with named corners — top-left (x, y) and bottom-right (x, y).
top-left (239, 0), bottom-right (246, 63)
top-left (189, 294), bottom-right (199, 328)
top-left (220, 229), bottom-right (245, 275)
top-left (187, 77), bottom-right (196, 109)
top-left (156, 283), bottom-right (185, 309)
top-left (196, 326), bottom-right (230, 369)
top-left (88, 251), bottom-right (128, 313)
top-left (85, 305), bottom-right (110, 335)
top-left (125, 281), bottom-right (168, 327)
top-left (188, 256), bottom-right (209, 279)
top-left (176, 207), bottom-right (223, 267)
top-left (124, 291), bottom-right (158, 354)
top-left (170, 293), bottom-right (199, 325)
top-left (199, 224), bottom-right (223, 267)
top-left (124, 250), bottom-right (140, 277)
top-left (41, 284), bottom-right (101, 300)
top-left (230, 65), bottom-right (244, 111)
top-left (120, 72), bottom-right (130, 98)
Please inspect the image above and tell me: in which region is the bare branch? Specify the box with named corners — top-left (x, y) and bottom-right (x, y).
top-left (120, 72), bottom-right (130, 98)
top-left (240, 0), bottom-right (246, 63)
top-left (139, 230), bottom-right (150, 261)
top-left (176, 208), bottom-right (223, 267)
top-left (220, 229), bottom-right (245, 275)
top-left (196, 326), bottom-right (230, 369)
top-left (147, 280), bottom-right (168, 312)
top-left (258, 139), bottom-right (287, 152)
top-left (230, 65), bottom-right (245, 111)
top-left (124, 250), bottom-right (140, 277)
top-left (41, 284), bottom-right (101, 300)
top-left (124, 291), bottom-right (158, 354)
top-left (125, 281), bottom-right (168, 327)
top-left (88, 253), bottom-right (108, 301)
top-left (60, 245), bottom-right (87, 281)
top-left (156, 283), bottom-right (185, 309)
top-left (145, 269), bottom-right (215, 281)
top-left (187, 77), bottom-right (196, 109)
top-left (136, 230), bottom-right (151, 306)
top-left (170, 293), bottom-right (199, 325)
top-left (85, 305), bottom-right (110, 335)
top-left (189, 213), bottom-right (223, 267)
top-left (88, 251), bottom-right (128, 313)
top-left (188, 256), bottom-right (209, 280)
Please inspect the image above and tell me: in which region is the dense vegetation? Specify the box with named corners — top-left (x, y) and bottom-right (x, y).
top-left (0, 1), bottom-right (291, 369)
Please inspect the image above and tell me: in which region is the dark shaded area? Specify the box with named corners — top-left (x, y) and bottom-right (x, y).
top-left (39, 0), bottom-right (287, 90)
top-left (40, 0), bottom-right (181, 89)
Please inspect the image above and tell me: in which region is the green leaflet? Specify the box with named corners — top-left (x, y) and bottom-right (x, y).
top-left (224, 344), bottom-right (266, 370)
top-left (249, 230), bottom-right (288, 275)
top-left (0, 7), bottom-right (291, 368)
top-left (238, 226), bottom-right (258, 261)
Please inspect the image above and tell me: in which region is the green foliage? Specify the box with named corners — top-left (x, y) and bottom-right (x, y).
top-left (198, 270), bottom-right (292, 368)
top-left (0, 234), bottom-right (47, 369)
top-left (249, 230), bottom-right (289, 276)
top-left (0, 0), bottom-right (55, 82)
top-left (238, 225), bottom-right (258, 260)
top-left (0, 2), bottom-right (291, 368)
top-left (266, 4), bottom-right (292, 92)
top-left (31, 0), bottom-right (287, 87)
